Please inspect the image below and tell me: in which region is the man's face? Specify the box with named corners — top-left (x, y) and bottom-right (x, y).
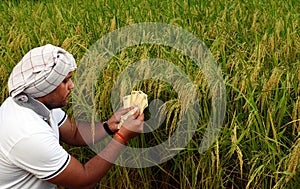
top-left (40, 72), bottom-right (74, 109)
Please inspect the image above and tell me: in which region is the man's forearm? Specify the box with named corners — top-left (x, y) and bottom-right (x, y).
top-left (80, 135), bottom-right (126, 188)
top-left (49, 135), bottom-right (126, 189)
top-left (61, 120), bottom-right (111, 146)
top-left (78, 121), bottom-right (110, 145)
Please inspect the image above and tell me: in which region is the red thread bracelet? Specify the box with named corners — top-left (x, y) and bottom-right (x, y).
top-left (115, 132), bottom-right (127, 144)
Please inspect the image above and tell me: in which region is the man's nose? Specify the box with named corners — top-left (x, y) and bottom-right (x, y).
top-left (69, 80), bottom-right (75, 89)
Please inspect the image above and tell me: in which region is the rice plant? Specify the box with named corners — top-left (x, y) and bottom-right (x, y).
top-left (0, 0), bottom-right (299, 188)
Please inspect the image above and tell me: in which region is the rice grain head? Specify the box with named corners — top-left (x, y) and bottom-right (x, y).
top-left (261, 67), bottom-right (284, 108)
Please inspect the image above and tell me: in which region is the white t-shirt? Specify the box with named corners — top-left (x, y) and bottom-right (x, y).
top-left (0, 97), bottom-right (70, 189)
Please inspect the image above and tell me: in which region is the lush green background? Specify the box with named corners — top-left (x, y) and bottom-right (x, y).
top-left (0, 0), bottom-right (299, 188)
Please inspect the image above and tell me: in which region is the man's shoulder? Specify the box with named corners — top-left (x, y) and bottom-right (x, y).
top-left (0, 97), bottom-right (28, 114)
top-left (0, 97), bottom-right (53, 150)
top-left (0, 97), bottom-right (13, 109)
top-left (1, 97), bottom-right (43, 120)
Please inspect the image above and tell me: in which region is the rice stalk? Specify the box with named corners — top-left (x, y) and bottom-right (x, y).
top-left (261, 67), bottom-right (284, 108)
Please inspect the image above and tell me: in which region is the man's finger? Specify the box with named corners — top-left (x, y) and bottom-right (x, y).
top-left (118, 106), bottom-right (134, 115)
top-left (137, 113), bottom-right (144, 121)
top-left (131, 109), bottom-right (140, 119)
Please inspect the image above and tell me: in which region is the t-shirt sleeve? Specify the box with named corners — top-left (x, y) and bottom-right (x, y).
top-left (52, 108), bottom-right (67, 127)
top-left (8, 132), bottom-right (71, 180)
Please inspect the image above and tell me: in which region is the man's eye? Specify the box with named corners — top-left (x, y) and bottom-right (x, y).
top-left (63, 77), bottom-right (72, 83)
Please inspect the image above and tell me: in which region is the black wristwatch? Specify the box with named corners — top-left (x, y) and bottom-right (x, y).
top-left (103, 121), bottom-right (115, 135)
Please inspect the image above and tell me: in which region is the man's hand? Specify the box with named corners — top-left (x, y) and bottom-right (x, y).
top-left (106, 107), bottom-right (135, 133)
top-left (117, 109), bottom-right (144, 141)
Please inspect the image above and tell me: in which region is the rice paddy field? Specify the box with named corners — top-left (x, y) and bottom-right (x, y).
top-left (0, 0), bottom-right (299, 188)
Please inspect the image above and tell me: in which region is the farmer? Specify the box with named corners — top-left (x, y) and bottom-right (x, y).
top-left (0, 44), bottom-right (144, 189)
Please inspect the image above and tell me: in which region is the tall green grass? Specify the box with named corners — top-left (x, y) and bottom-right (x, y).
top-left (0, 0), bottom-right (299, 188)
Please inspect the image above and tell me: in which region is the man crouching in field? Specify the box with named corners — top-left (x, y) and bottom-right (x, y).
top-left (0, 44), bottom-right (144, 189)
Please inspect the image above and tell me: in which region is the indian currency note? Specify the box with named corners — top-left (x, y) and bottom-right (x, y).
top-left (123, 95), bottom-right (131, 108)
top-left (130, 91), bottom-right (139, 106)
top-left (117, 107), bottom-right (139, 129)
